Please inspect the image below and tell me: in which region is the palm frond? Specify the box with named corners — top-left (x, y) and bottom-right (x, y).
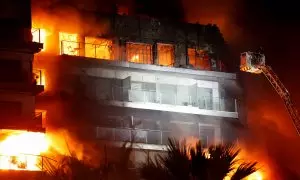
top-left (190, 141), bottom-right (209, 179)
top-left (231, 162), bottom-right (258, 180)
top-left (208, 143), bottom-right (240, 179)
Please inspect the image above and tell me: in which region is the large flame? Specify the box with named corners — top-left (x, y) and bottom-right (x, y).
top-left (32, 28), bottom-right (48, 51)
top-left (59, 32), bottom-right (79, 56)
top-left (0, 130), bottom-right (49, 171)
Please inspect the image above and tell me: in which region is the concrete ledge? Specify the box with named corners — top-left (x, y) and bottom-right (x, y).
top-left (103, 100), bottom-right (238, 118)
top-left (61, 55), bottom-right (237, 80)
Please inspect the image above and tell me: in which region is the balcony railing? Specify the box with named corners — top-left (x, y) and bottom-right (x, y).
top-left (96, 127), bottom-right (171, 145)
top-left (59, 40), bottom-right (229, 71)
top-left (31, 28), bottom-right (44, 44)
top-left (110, 87), bottom-right (237, 112)
top-left (0, 153), bottom-right (55, 171)
top-left (60, 40), bottom-right (113, 60)
top-left (32, 69), bottom-right (44, 86)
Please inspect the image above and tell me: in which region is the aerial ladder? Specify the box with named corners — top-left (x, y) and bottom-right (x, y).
top-left (240, 50), bottom-right (300, 136)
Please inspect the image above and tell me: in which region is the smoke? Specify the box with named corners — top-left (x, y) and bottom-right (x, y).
top-left (238, 74), bottom-right (300, 179)
top-left (182, 0), bottom-right (243, 44)
top-left (31, 0), bottom-right (110, 37)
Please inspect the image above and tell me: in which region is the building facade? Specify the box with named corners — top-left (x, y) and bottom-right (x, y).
top-left (32, 12), bottom-right (240, 160)
top-left (0, 0), bottom-right (44, 132)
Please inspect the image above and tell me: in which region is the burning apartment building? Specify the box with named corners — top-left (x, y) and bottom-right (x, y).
top-left (0, 0), bottom-right (241, 165)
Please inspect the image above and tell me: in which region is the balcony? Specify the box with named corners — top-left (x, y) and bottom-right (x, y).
top-left (96, 127), bottom-right (213, 149)
top-left (99, 87), bottom-right (238, 118)
top-left (59, 40), bottom-right (228, 73)
top-left (0, 112), bottom-right (45, 132)
top-left (60, 40), bottom-right (113, 60)
top-left (96, 127), bottom-right (171, 145)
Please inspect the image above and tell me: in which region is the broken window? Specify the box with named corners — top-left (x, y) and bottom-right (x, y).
top-left (188, 48), bottom-right (211, 70)
top-left (126, 42), bottom-right (152, 64)
top-left (157, 43), bottom-right (174, 66)
top-left (59, 32), bottom-right (79, 56)
top-left (85, 37), bottom-right (113, 60)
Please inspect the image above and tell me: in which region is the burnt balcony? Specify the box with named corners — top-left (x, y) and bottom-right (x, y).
top-left (0, 28), bottom-right (43, 53)
top-left (0, 69), bottom-right (45, 95)
top-left (96, 127), bottom-right (171, 146)
top-left (0, 112), bottom-right (45, 133)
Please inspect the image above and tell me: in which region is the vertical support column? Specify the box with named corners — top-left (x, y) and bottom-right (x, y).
top-left (78, 35), bottom-right (85, 57)
top-left (214, 126), bottom-right (221, 145)
top-left (235, 99), bottom-right (238, 112)
top-left (112, 38), bottom-right (119, 60)
top-left (212, 82), bottom-right (220, 110)
top-left (119, 39), bottom-right (127, 61)
top-left (152, 41), bottom-right (158, 65)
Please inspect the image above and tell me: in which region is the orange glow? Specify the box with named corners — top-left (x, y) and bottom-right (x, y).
top-left (33, 69), bottom-right (46, 87)
top-left (31, 28), bottom-right (47, 51)
top-left (59, 32), bottom-right (79, 56)
top-left (188, 48), bottom-right (211, 70)
top-left (131, 54), bottom-right (140, 62)
top-left (184, 137), bottom-right (266, 180)
top-left (127, 43), bottom-right (152, 64)
top-left (157, 43), bottom-right (174, 66)
top-left (0, 130), bottom-right (49, 171)
top-left (85, 37), bottom-right (113, 60)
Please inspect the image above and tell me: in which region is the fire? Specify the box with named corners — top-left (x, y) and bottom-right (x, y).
top-left (0, 130), bottom-right (49, 171)
top-left (131, 55), bottom-right (140, 62)
top-left (32, 28), bottom-right (47, 51)
top-left (33, 69), bottom-right (46, 87)
top-left (59, 32), bottom-right (79, 56)
top-left (85, 37), bottom-right (113, 60)
top-left (184, 137), bottom-right (266, 180)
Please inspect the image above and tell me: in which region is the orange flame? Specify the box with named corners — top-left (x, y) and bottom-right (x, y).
top-left (59, 32), bottom-right (79, 56)
top-left (0, 130), bottom-right (49, 171)
top-left (32, 28), bottom-right (48, 51)
top-left (184, 137), bottom-right (266, 180)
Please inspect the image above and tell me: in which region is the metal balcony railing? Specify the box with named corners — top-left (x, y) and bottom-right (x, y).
top-left (32, 69), bottom-right (44, 86)
top-left (110, 87), bottom-right (237, 112)
top-left (96, 127), bottom-right (171, 145)
top-left (0, 153), bottom-right (55, 171)
top-left (59, 40), bottom-right (229, 72)
top-left (60, 40), bottom-right (113, 60)
top-left (31, 28), bottom-right (44, 44)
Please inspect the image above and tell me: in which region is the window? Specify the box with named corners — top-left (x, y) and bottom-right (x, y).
top-left (199, 125), bottom-right (215, 148)
top-left (126, 43), bottom-right (152, 64)
top-left (157, 43), bottom-right (174, 66)
top-left (59, 32), bottom-right (79, 56)
top-left (197, 87), bottom-right (213, 110)
top-left (188, 48), bottom-right (211, 70)
top-left (85, 37), bottom-right (113, 60)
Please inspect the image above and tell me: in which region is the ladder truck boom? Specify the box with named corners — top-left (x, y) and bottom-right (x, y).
top-left (240, 51), bottom-right (300, 136)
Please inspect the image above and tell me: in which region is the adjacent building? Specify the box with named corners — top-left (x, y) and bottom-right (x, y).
top-left (0, 0), bottom-right (44, 132)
